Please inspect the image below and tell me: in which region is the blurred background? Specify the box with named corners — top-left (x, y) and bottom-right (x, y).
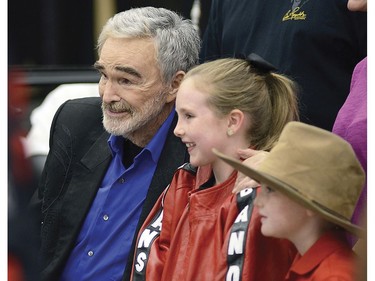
top-left (8, 0), bottom-right (207, 119)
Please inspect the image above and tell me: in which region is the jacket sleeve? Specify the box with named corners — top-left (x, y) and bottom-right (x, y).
top-left (27, 97), bottom-right (71, 246)
top-left (131, 188), bottom-right (167, 281)
top-left (131, 165), bottom-right (195, 281)
top-left (215, 188), bottom-right (297, 281)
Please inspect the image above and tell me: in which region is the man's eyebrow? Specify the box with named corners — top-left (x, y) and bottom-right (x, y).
top-left (115, 66), bottom-right (142, 79)
top-left (93, 62), bottom-right (104, 70)
top-left (93, 62), bottom-right (142, 79)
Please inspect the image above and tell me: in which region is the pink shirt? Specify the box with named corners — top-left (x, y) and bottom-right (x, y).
top-left (332, 57), bottom-right (367, 229)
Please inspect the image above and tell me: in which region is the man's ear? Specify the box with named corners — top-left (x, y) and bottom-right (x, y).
top-left (166, 70), bottom-right (185, 103)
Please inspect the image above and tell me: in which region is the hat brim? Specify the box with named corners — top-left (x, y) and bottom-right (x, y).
top-left (213, 149), bottom-right (365, 237)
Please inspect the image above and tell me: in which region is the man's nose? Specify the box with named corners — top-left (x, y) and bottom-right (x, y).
top-left (100, 80), bottom-right (121, 103)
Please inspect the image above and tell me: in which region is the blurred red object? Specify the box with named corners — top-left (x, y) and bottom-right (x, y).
top-left (8, 68), bottom-right (39, 281)
top-left (8, 254), bottom-right (25, 281)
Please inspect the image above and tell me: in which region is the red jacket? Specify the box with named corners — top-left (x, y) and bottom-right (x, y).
top-left (131, 163), bottom-right (296, 281)
top-left (285, 230), bottom-right (358, 281)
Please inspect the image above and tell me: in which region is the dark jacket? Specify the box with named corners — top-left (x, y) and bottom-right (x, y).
top-left (34, 97), bottom-right (188, 281)
top-left (200, 0), bottom-right (367, 130)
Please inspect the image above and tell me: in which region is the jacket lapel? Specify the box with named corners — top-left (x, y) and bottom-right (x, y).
top-left (57, 131), bottom-right (111, 256)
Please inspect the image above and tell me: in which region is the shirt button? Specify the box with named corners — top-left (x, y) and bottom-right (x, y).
top-left (88, 250), bottom-right (94, 257)
top-left (119, 178), bottom-right (125, 183)
top-left (103, 214), bottom-right (109, 221)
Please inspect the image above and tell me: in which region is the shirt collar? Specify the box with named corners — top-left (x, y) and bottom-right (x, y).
top-left (107, 109), bottom-right (175, 163)
top-left (288, 230), bottom-right (350, 276)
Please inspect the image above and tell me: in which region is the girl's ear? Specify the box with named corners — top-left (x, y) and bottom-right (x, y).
top-left (227, 109), bottom-right (245, 134)
top-left (166, 71), bottom-right (185, 103)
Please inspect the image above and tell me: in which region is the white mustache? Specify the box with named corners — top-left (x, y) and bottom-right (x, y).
top-left (102, 101), bottom-right (134, 114)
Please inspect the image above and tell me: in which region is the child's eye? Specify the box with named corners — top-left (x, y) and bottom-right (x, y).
top-left (185, 113), bottom-right (193, 119)
top-left (264, 186), bottom-right (274, 193)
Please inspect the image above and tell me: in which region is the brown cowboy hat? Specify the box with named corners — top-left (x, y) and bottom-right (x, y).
top-left (213, 121), bottom-right (365, 237)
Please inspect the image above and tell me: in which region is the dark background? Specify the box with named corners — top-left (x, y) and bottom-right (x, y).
top-left (8, 0), bottom-right (211, 107)
top-left (8, 0), bottom-right (209, 67)
top-left (8, 0), bottom-right (211, 125)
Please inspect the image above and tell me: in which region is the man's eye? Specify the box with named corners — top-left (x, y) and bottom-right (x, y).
top-left (119, 78), bottom-right (131, 85)
top-left (99, 72), bottom-right (108, 79)
top-left (266, 186), bottom-right (274, 193)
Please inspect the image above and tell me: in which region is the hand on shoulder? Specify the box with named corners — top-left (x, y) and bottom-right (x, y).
top-left (232, 148), bottom-right (269, 194)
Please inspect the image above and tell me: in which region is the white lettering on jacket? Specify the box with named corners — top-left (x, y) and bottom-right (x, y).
top-left (228, 231), bottom-right (245, 255)
top-left (133, 209), bottom-right (164, 277)
top-left (234, 205), bottom-right (249, 223)
top-left (226, 188), bottom-right (255, 281)
top-left (135, 252), bottom-right (147, 272)
top-left (226, 266), bottom-right (240, 281)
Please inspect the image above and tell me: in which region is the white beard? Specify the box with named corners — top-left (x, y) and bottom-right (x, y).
top-left (102, 91), bottom-right (166, 137)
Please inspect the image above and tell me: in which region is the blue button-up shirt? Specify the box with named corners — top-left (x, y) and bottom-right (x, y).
top-left (61, 110), bottom-right (175, 281)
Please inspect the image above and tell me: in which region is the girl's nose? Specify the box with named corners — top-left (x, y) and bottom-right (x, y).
top-left (174, 122), bottom-right (184, 137)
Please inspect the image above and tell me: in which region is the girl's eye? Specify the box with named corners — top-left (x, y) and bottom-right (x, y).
top-left (185, 113), bottom-right (193, 119)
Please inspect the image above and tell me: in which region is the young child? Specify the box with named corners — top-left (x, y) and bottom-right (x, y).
top-left (130, 54), bottom-right (300, 281)
top-left (214, 121), bottom-right (365, 281)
